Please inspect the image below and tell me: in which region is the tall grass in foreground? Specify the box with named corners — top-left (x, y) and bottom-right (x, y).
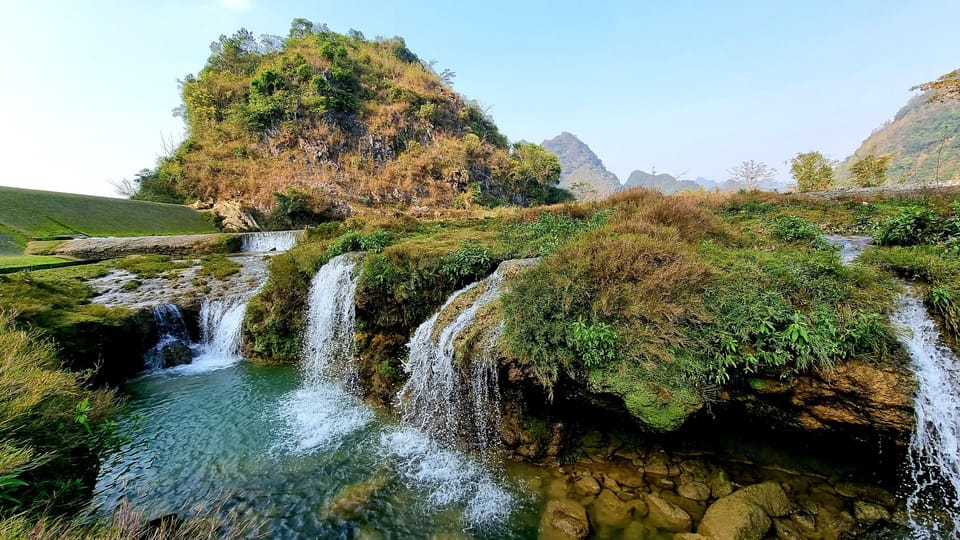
top-left (0, 500), bottom-right (260, 540)
top-left (0, 312), bottom-right (114, 513)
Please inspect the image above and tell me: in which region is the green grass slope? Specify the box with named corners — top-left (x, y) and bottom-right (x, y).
top-left (0, 186), bottom-right (217, 254)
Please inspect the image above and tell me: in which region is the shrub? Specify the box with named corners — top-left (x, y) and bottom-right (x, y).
top-left (874, 206), bottom-right (945, 246)
top-left (440, 241), bottom-right (493, 283)
top-left (769, 215), bottom-right (821, 242)
top-left (325, 230), bottom-right (392, 258)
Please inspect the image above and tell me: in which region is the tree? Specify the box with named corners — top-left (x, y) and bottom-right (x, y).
top-left (507, 143), bottom-right (562, 205)
top-left (729, 160), bottom-right (777, 190)
top-left (850, 154), bottom-right (892, 187)
top-left (569, 181), bottom-right (598, 200)
top-left (912, 68), bottom-right (960, 102)
top-left (790, 151), bottom-right (836, 192)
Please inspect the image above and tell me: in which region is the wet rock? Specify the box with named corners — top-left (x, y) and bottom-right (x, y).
top-left (608, 468), bottom-right (646, 489)
top-left (163, 340), bottom-right (193, 366)
top-left (541, 499), bottom-right (590, 540)
top-left (592, 489), bottom-right (634, 528)
top-left (661, 491), bottom-right (707, 523)
top-left (656, 477), bottom-right (676, 490)
top-left (644, 494), bottom-right (693, 532)
top-left (321, 473), bottom-right (389, 520)
top-left (629, 498), bottom-right (649, 518)
top-left (547, 477), bottom-right (570, 499)
top-left (678, 480), bottom-right (712, 502)
top-left (645, 452), bottom-right (679, 477)
top-left (735, 482), bottom-right (792, 517)
top-left (572, 475), bottom-right (602, 497)
top-left (698, 495), bottom-right (771, 540)
top-left (772, 517), bottom-right (803, 540)
top-left (622, 521), bottom-right (650, 540)
top-left (602, 475), bottom-right (621, 492)
top-left (835, 482), bottom-right (897, 508)
top-left (853, 500), bottom-right (890, 525)
top-left (673, 534), bottom-right (712, 540)
top-left (708, 468), bottom-right (733, 498)
top-left (789, 511), bottom-right (817, 534)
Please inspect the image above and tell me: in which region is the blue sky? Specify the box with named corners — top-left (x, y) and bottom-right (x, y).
top-left (1, 0), bottom-right (958, 196)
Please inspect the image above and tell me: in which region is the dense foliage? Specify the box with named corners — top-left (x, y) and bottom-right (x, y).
top-left (132, 20), bottom-right (564, 215)
top-left (841, 90), bottom-right (960, 185)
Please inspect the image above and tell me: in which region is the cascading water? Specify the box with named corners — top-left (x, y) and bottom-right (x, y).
top-left (398, 259), bottom-right (536, 451)
top-left (278, 253), bottom-right (373, 453)
top-left (302, 253), bottom-right (362, 385)
top-left (144, 304), bottom-right (193, 370)
top-left (240, 230), bottom-right (301, 253)
top-left (891, 293), bottom-right (960, 537)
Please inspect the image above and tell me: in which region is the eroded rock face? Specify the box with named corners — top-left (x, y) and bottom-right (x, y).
top-left (738, 358), bottom-right (915, 441)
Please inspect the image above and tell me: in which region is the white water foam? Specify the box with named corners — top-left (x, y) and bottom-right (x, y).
top-left (892, 293), bottom-right (960, 537)
top-left (380, 426), bottom-right (512, 526)
top-left (165, 297), bottom-right (247, 375)
top-left (240, 231), bottom-right (300, 253)
top-left (278, 253), bottom-right (373, 452)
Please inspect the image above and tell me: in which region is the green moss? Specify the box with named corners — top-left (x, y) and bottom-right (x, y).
top-left (197, 254), bottom-right (242, 280)
top-left (109, 255), bottom-right (189, 279)
top-left (588, 368), bottom-right (701, 432)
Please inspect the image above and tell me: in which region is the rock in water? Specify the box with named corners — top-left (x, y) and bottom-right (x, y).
top-left (644, 494), bottom-right (693, 532)
top-left (592, 489), bottom-right (634, 528)
top-left (540, 499), bottom-right (590, 540)
top-left (698, 496), bottom-right (771, 540)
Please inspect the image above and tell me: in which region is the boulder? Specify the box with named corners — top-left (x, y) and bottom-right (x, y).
top-left (853, 500), bottom-right (890, 525)
top-left (644, 494), bottom-right (693, 532)
top-left (734, 482), bottom-right (793, 517)
top-left (592, 489), bottom-right (634, 528)
top-left (572, 475), bottom-right (601, 497)
top-left (678, 480), bottom-right (712, 502)
top-left (541, 499), bottom-right (590, 540)
top-left (708, 468), bottom-right (733, 498)
top-left (698, 496), bottom-right (771, 540)
top-left (673, 534), bottom-right (713, 540)
top-left (622, 521), bottom-right (650, 540)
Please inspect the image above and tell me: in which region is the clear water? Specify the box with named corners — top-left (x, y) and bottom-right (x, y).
top-left (92, 363), bottom-right (544, 539)
top-left (891, 294), bottom-right (960, 538)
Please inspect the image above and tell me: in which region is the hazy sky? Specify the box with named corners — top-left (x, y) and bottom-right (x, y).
top-left (1, 0), bottom-right (958, 197)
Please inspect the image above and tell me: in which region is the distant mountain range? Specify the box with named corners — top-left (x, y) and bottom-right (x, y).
top-left (840, 89), bottom-right (960, 185)
top-left (541, 132), bottom-right (745, 198)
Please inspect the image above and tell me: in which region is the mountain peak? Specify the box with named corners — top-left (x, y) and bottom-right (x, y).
top-left (541, 133), bottom-right (621, 199)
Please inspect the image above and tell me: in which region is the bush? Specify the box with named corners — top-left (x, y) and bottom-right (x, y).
top-left (874, 206), bottom-right (943, 246)
top-left (325, 230), bottom-right (392, 258)
top-left (769, 215), bottom-right (821, 242)
top-left (440, 241), bottom-right (493, 283)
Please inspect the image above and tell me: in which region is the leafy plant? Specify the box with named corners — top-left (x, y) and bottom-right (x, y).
top-left (326, 230), bottom-right (392, 258)
top-left (769, 215), bottom-right (821, 242)
top-left (569, 318), bottom-right (619, 368)
top-left (874, 206), bottom-right (944, 246)
top-left (440, 241), bottom-right (493, 283)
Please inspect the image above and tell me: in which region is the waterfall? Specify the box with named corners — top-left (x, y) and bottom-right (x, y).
top-left (397, 259), bottom-right (534, 451)
top-left (278, 253), bottom-right (372, 453)
top-left (892, 293), bottom-right (960, 537)
top-left (152, 304), bottom-right (191, 344)
top-left (240, 231), bottom-right (301, 253)
top-left (144, 304), bottom-right (193, 370)
top-left (302, 253), bottom-right (362, 385)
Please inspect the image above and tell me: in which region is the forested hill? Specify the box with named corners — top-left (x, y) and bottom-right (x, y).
top-left (131, 19), bottom-right (566, 223)
top-left (540, 132), bottom-right (621, 199)
top-left (841, 89), bottom-right (960, 185)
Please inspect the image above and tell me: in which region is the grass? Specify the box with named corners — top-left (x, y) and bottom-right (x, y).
top-left (0, 255), bottom-right (78, 274)
top-left (0, 312), bottom-right (114, 513)
top-left (0, 186), bottom-right (217, 249)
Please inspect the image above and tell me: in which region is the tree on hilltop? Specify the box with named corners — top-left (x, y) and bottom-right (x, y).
top-left (913, 68), bottom-right (960, 102)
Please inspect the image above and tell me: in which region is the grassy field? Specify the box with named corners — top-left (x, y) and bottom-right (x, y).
top-left (0, 255), bottom-right (79, 273)
top-left (0, 186), bottom-right (217, 254)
